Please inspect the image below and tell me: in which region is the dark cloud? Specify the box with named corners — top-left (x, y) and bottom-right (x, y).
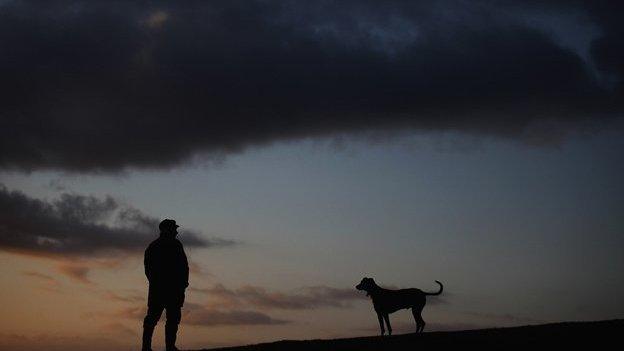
top-left (114, 306), bottom-right (147, 320)
top-left (460, 311), bottom-right (544, 325)
top-left (101, 322), bottom-right (136, 337)
top-left (586, 2), bottom-right (624, 86)
top-left (46, 179), bottom-right (67, 192)
top-left (425, 322), bottom-right (485, 332)
top-left (21, 270), bottom-right (63, 292)
top-left (0, 184), bottom-right (235, 258)
top-left (358, 321), bottom-right (483, 333)
top-left (102, 289), bottom-right (145, 303)
top-left (191, 283), bottom-right (365, 310)
top-left (188, 259), bottom-right (213, 278)
top-left (115, 303), bottom-right (288, 327)
top-left (183, 303), bottom-right (289, 326)
top-left (57, 262), bottom-right (93, 284)
top-left (22, 270), bottom-right (57, 283)
top-left (0, 1), bottom-right (622, 172)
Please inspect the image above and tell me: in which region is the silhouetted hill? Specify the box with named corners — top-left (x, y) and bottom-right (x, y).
top-left (196, 319), bottom-right (624, 351)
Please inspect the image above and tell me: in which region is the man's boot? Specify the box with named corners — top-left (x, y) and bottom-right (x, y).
top-left (165, 323), bottom-right (179, 351)
top-left (142, 323), bottom-right (155, 351)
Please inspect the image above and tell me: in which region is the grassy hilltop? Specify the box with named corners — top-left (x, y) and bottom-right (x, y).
top-left (196, 319), bottom-right (624, 351)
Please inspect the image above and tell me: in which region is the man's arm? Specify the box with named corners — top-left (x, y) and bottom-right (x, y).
top-left (179, 241), bottom-right (189, 288)
top-left (180, 244), bottom-right (189, 288)
top-left (144, 245), bottom-right (152, 282)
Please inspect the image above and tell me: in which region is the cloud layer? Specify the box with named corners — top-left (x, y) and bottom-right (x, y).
top-left (183, 303), bottom-right (289, 326)
top-left (0, 184), bottom-right (233, 258)
top-left (192, 284), bottom-right (364, 310)
top-left (114, 303), bottom-right (288, 327)
top-left (113, 282), bottom-right (365, 327)
top-left (1, 1), bottom-right (622, 172)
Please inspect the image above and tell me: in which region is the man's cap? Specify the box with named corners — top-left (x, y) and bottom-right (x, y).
top-left (159, 219), bottom-right (179, 232)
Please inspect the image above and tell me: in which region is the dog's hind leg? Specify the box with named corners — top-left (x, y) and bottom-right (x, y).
top-left (418, 315), bottom-right (426, 333)
top-left (377, 313), bottom-right (386, 336)
top-left (412, 304), bottom-right (425, 333)
top-left (383, 314), bottom-right (392, 336)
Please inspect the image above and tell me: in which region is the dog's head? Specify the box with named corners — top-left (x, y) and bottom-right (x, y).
top-left (356, 277), bottom-right (376, 296)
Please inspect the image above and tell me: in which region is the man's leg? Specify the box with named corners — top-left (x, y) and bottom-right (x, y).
top-left (142, 305), bottom-right (164, 351)
top-left (165, 306), bottom-right (182, 351)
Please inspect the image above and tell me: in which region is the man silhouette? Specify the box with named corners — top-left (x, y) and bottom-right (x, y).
top-left (142, 219), bottom-right (189, 351)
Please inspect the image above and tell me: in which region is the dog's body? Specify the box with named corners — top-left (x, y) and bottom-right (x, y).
top-left (356, 277), bottom-right (443, 335)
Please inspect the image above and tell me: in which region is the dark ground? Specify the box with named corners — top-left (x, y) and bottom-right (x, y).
top-left (196, 319), bottom-right (624, 351)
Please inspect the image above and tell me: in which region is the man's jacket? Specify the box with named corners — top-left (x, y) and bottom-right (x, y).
top-left (144, 236), bottom-right (189, 291)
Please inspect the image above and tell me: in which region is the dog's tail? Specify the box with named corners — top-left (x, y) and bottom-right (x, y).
top-left (424, 280), bottom-right (443, 296)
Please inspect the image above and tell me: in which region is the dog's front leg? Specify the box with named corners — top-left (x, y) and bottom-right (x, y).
top-left (377, 313), bottom-right (385, 336)
top-left (383, 314), bottom-right (392, 336)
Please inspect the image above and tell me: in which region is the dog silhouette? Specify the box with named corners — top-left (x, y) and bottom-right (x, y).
top-left (356, 277), bottom-right (443, 335)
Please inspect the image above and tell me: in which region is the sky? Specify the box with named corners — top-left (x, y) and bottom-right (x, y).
top-left (1, 1), bottom-right (623, 350)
